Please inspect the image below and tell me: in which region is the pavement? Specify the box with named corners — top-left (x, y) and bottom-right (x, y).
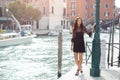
top-left (58, 65), bottom-right (120, 80)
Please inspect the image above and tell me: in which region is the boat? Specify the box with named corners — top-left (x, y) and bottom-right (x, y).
top-left (0, 24), bottom-right (36, 47)
top-left (0, 17), bottom-right (35, 47)
top-left (0, 8), bottom-right (36, 47)
top-left (0, 32), bottom-right (35, 47)
top-left (48, 31), bottom-right (59, 36)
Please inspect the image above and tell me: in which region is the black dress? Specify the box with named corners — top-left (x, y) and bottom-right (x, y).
top-left (73, 30), bottom-right (85, 53)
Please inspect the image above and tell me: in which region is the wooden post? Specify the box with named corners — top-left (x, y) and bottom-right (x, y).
top-left (118, 24), bottom-right (120, 67)
top-left (58, 31), bottom-right (62, 78)
top-left (118, 13), bottom-right (120, 67)
top-left (107, 23), bottom-right (112, 68)
top-left (111, 19), bottom-right (115, 67)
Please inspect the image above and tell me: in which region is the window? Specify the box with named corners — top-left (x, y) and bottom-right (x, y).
top-left (70, 0), bottom-right (76, 2)
top-left (51, 6), bottom-right (54, 14)
top-left (104, 4), bottom-right (109, 8)
top-left (63, 8), bottom-right (66, 16)
top-left (91, 12), bottom-right (95, 17)
top-left (71, 3), bottom-right (76, 10)
top-left (0, 7), bottom-right (2, 17)
top-left (24, 0), bottom-right (28, 3)
top-left (63, 0), bottom-right (66, 2)
top-left (71, 11), bottom-right (75, 16)
top-left (43, 7), bottom-right (45, 14)
top-left (104, 12), bottom-right (109, 17)
top-left (92, 4), bottom-right (96, 9)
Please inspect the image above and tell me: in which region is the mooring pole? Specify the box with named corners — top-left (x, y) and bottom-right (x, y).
top-left (58, 30), bottom-right (63, 78)
top-left (111, 13), bottom-right (115, 67)
top-left (118, 13), bottom-right (120, 67)
top-left (107, 23), bottom-right (112, 68)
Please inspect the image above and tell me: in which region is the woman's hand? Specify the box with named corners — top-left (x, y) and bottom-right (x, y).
top-left (88, 32), bottom-right (92, 37)
top-left (71, 43), bottom-right (73, 51)
top-left (88, 23), bottom-right (96, 37)
top-left (91, 23), bottom-right (96, 32)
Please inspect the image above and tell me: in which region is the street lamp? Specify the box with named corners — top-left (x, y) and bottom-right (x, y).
top-left (6, 8), bottom-right (8, 12)
top-left (90, 0), bottom-right (101, 77)
top-left (5, 8), bottom-right (22, 31)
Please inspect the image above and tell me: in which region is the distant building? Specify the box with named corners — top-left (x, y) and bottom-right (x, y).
top-left (22, 0), bottom-right (65, 30)
top-left (66, 0), bottom-right (86, 20)
top-left (22, 0), bottom-right (49, 30)
top-left (22, 0), bottom-right (49, 16)
top-left (2, 0), bottom-right (117, 30)
top-left (66, 0), bottom-right (115, 24)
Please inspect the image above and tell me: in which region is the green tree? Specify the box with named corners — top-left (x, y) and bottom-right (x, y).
top-left (7, 0), bottom-right (41, 24)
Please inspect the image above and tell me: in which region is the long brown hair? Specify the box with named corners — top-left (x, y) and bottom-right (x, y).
top-left (72, 17), bottom-right (85, 38)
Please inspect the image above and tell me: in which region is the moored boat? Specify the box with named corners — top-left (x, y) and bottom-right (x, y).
top-left (0, 32), bottom-right (35, 47)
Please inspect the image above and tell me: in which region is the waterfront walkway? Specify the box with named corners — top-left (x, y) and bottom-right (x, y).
top-left (58, 65), bottom-right (120, 80)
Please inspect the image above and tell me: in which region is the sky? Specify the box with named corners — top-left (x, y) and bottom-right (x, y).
top-left (115, 0), bottom-right (120, 8)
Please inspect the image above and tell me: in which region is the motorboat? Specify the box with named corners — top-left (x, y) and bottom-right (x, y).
top-left (0, 9), bottom-right (36, 47)
top-left (0, 24), bottom-right (36, 47)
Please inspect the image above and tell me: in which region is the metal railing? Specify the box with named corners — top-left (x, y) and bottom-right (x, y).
top-left (107, 42), bottom-right (120, 67)
top-left (85, 41), bottom-right (92, 65)
top-left (85, 41), bottom-right (120, 68)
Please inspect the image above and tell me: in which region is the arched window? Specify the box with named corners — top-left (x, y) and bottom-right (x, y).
top-left (104, 4), bottom-right (109, 8)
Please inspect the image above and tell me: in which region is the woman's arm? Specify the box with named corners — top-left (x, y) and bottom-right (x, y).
top-left (71, 42), bottom-right (74, 51)
top-left (83, 23), bottom-right (96, 37)
top-left (71, 26), bottom-right (74, 51)
top-left (83, 26), bottom-right (92, 37)
top-left (91, 23), bottom-right (96, 32)
top-left (71, 26), bottom-right (75, 42)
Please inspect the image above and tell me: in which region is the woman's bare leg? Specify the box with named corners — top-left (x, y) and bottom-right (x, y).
top-left (78, 53), bottom-right (83, 73)
top-left (74, 53), bottom-right (79, 75)
top-left (74, 53), bottom-right (79, 68)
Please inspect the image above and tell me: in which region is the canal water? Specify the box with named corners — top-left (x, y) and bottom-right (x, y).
top-left (0, 30), bottom-right (119, 80)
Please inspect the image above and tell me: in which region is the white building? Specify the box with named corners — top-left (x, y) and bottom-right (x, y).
top-left (23, 0), bottom-right (66, 31)
top-left (48, 0), bottom-right (65, 30)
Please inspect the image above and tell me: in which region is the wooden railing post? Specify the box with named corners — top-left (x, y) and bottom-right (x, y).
top-left (58, 30), bottom-right (63, 78)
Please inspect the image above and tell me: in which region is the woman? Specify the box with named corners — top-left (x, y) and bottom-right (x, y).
top-left (71, 17), bottom-right (95, 76)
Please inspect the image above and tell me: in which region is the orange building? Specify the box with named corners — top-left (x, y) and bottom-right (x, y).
top-left (66, 0), bottom-right (115, 21)
top-left (66, 0), bottom-right (86, 19)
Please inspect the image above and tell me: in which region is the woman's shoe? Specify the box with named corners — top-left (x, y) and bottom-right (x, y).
top-left (79, 67), bottom-right (83, 73)
top-left (75, 69), bottom-right (79, 76)
top-left (80, 69), bottom-right (83, 73)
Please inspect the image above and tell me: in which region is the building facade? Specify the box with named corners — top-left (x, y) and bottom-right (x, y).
top-left (22, 0), bottom-right (116, 30)
top-left (48, 0), bottom-right (65, 30)
top-left (22, 0), bottom-right (49, 16)
top-left (22, 0), bottom-right (49, 30)
top-left (66, 0), bottom-right (115, 22)
top-left (66, 0), bottom-right (86, 19)
top-left (23, 0), bottom-right (65, 30)
top-left (1, 0), bottom-right (116, 30)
